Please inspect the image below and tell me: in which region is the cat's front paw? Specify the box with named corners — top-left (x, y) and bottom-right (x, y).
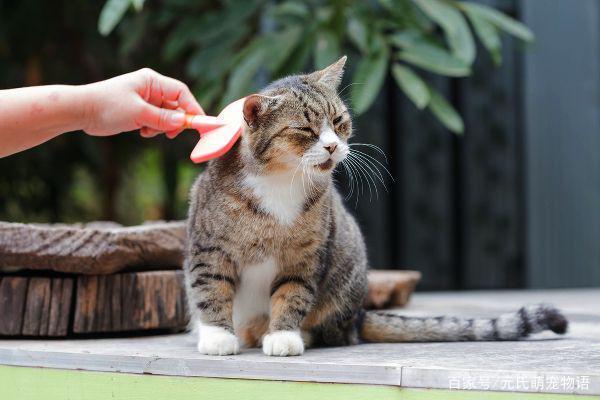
top-left (262, 330), bottom-right (304, 356)
top-left (197, 325), bottom-right (240, 356)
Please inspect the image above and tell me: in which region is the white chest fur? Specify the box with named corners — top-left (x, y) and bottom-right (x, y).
top-left (243, 172), bottom-right (305, 225)
top-left (232, 257), bottom-right (278, 332)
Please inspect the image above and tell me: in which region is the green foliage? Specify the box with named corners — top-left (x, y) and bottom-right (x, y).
top-left (100, 0), bottom-right (533, 134)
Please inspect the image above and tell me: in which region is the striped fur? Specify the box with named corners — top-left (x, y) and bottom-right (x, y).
top-left (184, 57), bottom-right (568, 357)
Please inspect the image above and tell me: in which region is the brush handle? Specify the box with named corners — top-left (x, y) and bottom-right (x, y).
top-left (184, 115), bottom-right (226, 134)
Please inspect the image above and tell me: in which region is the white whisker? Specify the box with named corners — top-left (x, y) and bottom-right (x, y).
top-left (347, 153), bottom-right (377, 201)
top-left (346, 154), bottom-right (373, 202)
top-left (349, 148), bottom-right (394, 182)
top-left (348, 143), bottom-right (388, 163)
top-left (349, 151), bottom-right (388, 193)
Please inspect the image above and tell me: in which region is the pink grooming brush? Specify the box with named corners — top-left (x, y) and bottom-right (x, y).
top-left (185, 97), bottom-right (246, 163)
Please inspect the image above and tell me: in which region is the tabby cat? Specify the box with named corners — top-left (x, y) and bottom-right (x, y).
top-left (184, 57), bottom-right (567, 356)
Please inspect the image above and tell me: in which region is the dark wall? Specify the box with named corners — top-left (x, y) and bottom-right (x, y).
top-left (350, 0), bottom-right (600, 290)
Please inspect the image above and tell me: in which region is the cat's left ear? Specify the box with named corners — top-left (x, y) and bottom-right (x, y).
top-left (309, 55), bottom-right (347, 90)
top-left (243, 94), bottom-right (283, 128)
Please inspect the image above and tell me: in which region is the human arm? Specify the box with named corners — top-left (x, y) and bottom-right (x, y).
top-left (0, 68), bottom-right (203, 157)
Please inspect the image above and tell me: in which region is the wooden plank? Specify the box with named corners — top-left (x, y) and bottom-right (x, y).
top-left (22, 277), bottom-right (52, 336)
top-left (73, 275), bottom-right (98, 333)
top-left (47, 278), bottom-right (73, 336)
top-left (74, 271), bottom-right (187, 334)
top-left (120, 272), bottom-right (137, 331)
top-left (0, 276), bottom-right (28, 335)
top-left (522, 0), bottom-right (600, 287)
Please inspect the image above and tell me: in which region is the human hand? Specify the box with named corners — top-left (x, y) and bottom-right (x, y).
top-left (82, 68), bottom-right (204, 138)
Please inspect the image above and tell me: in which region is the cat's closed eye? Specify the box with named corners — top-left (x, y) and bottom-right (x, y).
top-left (333, 116), bottom-right (343, 125)
top-left (296, 126), bottom-right (318, 137)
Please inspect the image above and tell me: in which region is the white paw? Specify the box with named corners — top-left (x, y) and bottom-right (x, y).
top-left (262, 330), bottom-right (304, 356)
top-left (197, 325), bottom-right (240, 356)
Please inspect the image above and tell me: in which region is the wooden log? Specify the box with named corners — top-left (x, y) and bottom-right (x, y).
top-left (73, 271), bottom-right (187, 334)
top-left (364, 270), bottom-right (421, 309)
top-left (0, 221), bottom-right (185, 274)
top-left (0, 276), bottom-right (28, 335)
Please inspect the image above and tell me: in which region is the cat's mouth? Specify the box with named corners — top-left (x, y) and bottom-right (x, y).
top-left (316, 159), bottom-right (334, 171)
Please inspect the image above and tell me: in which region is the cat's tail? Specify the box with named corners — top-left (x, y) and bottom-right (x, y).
top-left (360, 304), bottom-right (568, 342)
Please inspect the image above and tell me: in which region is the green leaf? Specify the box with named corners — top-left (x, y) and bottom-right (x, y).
top-left (460, 2), bottom-right (534, 43)
top-left (278, 31), bottom-right (315, 75)
top-left (412, 0), bottom-right (475, 64)
top-left (98, 0), bottom-right (131, 36)
top-left (464, 7), bottom-right (502, 65)
top-left (194, 80), bottom-right (222, 112)
top-left (186, 39), bottom-right (238, 81)
top-left (220, 43), bottom-right (267, 108)
top-left (351, 50), bottom-right (389, 115)
top-left (265, 26), bottom-right (303, 73)
top-left (269, 1), bottom-right (309, 20)
top-left (398, 41), bottom-right (471, 77)
top-left (162, 17), bottom-right (206, 62)
top-left (118, 12), bottom-right (147, 56)
top-left (428, 85), bottom-right (464, 133)
top-left (131, 0), bottom-right (145, 11)
top-left (347, 17), bottom-right (369, 54)
top-left (392, 64), bottom-right (430, 109)
top-left (314, 30), bottom-right (341, 69)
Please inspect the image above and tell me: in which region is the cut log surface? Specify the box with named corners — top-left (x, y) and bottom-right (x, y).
top-left (0, 221), bottom-right (185, 274)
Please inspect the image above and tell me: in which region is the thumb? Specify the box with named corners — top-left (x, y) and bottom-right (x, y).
top-left (139, 103), bottom-right (186, 132)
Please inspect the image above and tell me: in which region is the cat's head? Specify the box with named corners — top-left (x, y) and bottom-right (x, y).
top-left (241, 56), bottom-right (351, 176)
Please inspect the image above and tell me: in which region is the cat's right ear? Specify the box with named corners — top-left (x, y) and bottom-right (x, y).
top-left (309, 55), bottom-right (347, 89)
top-left (243, 94), bottom-right (282, 128)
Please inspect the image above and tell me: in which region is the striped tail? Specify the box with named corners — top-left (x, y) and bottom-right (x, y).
top-left (360, 304), bottom-right (568, 342)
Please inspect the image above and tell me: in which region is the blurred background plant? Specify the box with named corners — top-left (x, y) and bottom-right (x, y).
top-left (100, 0), bottom-right (532, 133)
top-left (0, 0), bottom-right (530, 225)
top-left (5, 1), bottom-right (595, 289)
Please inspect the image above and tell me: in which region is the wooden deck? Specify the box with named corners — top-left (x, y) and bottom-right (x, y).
top-left (1, 289), bottom-right (598, 399)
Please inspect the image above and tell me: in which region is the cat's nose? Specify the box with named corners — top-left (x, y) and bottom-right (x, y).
top-left (324, 143), bottom-right (337, 154)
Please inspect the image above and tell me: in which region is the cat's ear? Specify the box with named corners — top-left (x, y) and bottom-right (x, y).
top-left (309, 56), bottom-right (347, 89)
top-left (243, 94), bottom-right (283, 127)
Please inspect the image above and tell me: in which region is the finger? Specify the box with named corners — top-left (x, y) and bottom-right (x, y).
top-left (165, 128), bottom-right (184, 139)
top-left (152, 72), bottom-right (204, 115)
top-left (139, 102), bottom-right (186, 132)
top-left (163, 100), bottom-right (179, 110)
top-left (140, 127), bottom-right (162, 138)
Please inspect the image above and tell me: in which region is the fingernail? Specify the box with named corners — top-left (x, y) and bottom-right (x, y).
top-left (171, 112), bottom-right (185, 126)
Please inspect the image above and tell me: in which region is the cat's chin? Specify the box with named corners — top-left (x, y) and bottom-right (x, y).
top-left (316, 159), bottom-right (334, 171)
